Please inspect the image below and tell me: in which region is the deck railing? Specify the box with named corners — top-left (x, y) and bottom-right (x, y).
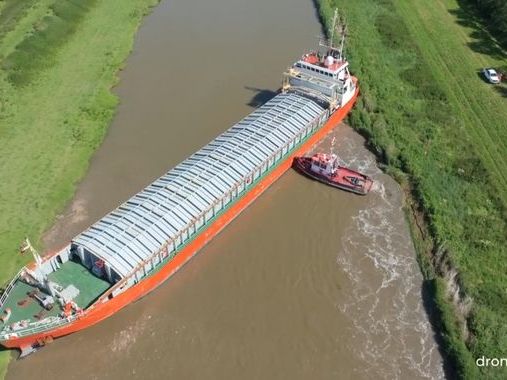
top-left (0, 315), bottom-right (76, 339)
top-left (0, 267), bottom-right (75, 339)
top-left (0, 268), bottom-right (25, 307)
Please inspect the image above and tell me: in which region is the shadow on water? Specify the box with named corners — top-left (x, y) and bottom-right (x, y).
top-left (244, 86), bottom-right (277, 108)
top-left (421, 280), bottom-right (459, 380)
top-left (449, 1), bottom-right (507, 59)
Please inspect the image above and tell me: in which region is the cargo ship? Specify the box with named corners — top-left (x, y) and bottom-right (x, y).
top-left (0, 25), bottom-right (358, 357)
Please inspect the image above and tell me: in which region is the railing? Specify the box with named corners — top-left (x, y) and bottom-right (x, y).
top-left (0, 314), bottom-right (77, 339)
top-left (0, 268), bottom-right (26, 307)
top-left (0, 267), bottom-right (79, 339)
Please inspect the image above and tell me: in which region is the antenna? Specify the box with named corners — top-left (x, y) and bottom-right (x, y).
top-left (320, 9), bottom-right (348, 58)
top-left (338, 14), bottom-right (348, 59)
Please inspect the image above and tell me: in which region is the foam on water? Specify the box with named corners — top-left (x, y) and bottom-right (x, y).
top-left (331, 132), bottom-right (444, 379)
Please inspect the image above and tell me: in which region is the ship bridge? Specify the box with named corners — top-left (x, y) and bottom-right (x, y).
top-left (71, 93), bottom-right (326, 283)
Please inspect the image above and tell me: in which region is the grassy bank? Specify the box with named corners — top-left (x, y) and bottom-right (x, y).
top-left (0, 0), bottom-right (158, 377)
top-left (315, 0), bottom-right (507, 378)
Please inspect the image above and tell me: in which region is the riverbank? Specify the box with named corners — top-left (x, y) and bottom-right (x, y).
top-left (315, 0), bottom-right (507, 379)
top-left (0, 0), bottom-right (159, 377)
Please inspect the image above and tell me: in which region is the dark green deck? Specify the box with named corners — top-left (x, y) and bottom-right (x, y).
top-left (0, 280), bottom-right (61, 324)
top-left (0, 261), bottom-right (111, 327)
top-left (48, 260), bottom-right (110, 308)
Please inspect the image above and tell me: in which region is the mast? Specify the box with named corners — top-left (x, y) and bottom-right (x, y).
top-left (329, 9), bottom-right (338, 48)
top-left (320, 9), bottom-right (347, 59)
top-left (338, 13), bottom-right (348, 59)
top-left (20, 237), bottom-right (47, 283)
top-left (20, 238), bottom-right (43, 269)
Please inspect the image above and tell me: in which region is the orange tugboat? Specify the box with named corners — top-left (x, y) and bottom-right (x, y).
top-left (0, 11), bottom-right (358, 356)
top-left (294, 153), bottom-right (373, 195)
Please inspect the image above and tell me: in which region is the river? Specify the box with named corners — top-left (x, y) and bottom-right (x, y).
top-left (7, 0), bottom-right (444, 378)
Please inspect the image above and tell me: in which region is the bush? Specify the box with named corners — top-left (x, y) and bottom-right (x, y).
top-left (2, 0), bottom-right (97, 87)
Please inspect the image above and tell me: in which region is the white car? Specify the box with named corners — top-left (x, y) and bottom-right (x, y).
top-left (481, 68), bottom-right (500, 84)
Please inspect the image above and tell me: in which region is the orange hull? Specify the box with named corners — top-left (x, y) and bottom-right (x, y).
top-left (3, 87), bottom-right (358, 353)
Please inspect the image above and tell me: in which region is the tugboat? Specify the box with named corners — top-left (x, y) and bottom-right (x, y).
top-left (293, 153), bottom-right (373, 195)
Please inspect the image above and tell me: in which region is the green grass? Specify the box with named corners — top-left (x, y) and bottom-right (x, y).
top-left (0, 0), bottom-right (158, 376)
top-left (0, 355), bottom-right (7, 380)
top-left (0, 0), bottom-right (55, 58)
top-left (3, 0), bottom-right (99, 87)
top-left (0, 0), bottom-right (38, 40)
top-left (316, 0), bottom-right (507, 378)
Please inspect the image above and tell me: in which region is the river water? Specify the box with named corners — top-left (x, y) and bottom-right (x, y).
top-left (7, 0), bottom-right (444, 379)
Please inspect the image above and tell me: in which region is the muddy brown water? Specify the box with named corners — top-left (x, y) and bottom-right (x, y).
top-left (7, 0), bottom-right (444, 379)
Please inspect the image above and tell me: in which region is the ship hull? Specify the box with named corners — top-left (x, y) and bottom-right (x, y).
top-left (2, 85), bottom-right (359, 354)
